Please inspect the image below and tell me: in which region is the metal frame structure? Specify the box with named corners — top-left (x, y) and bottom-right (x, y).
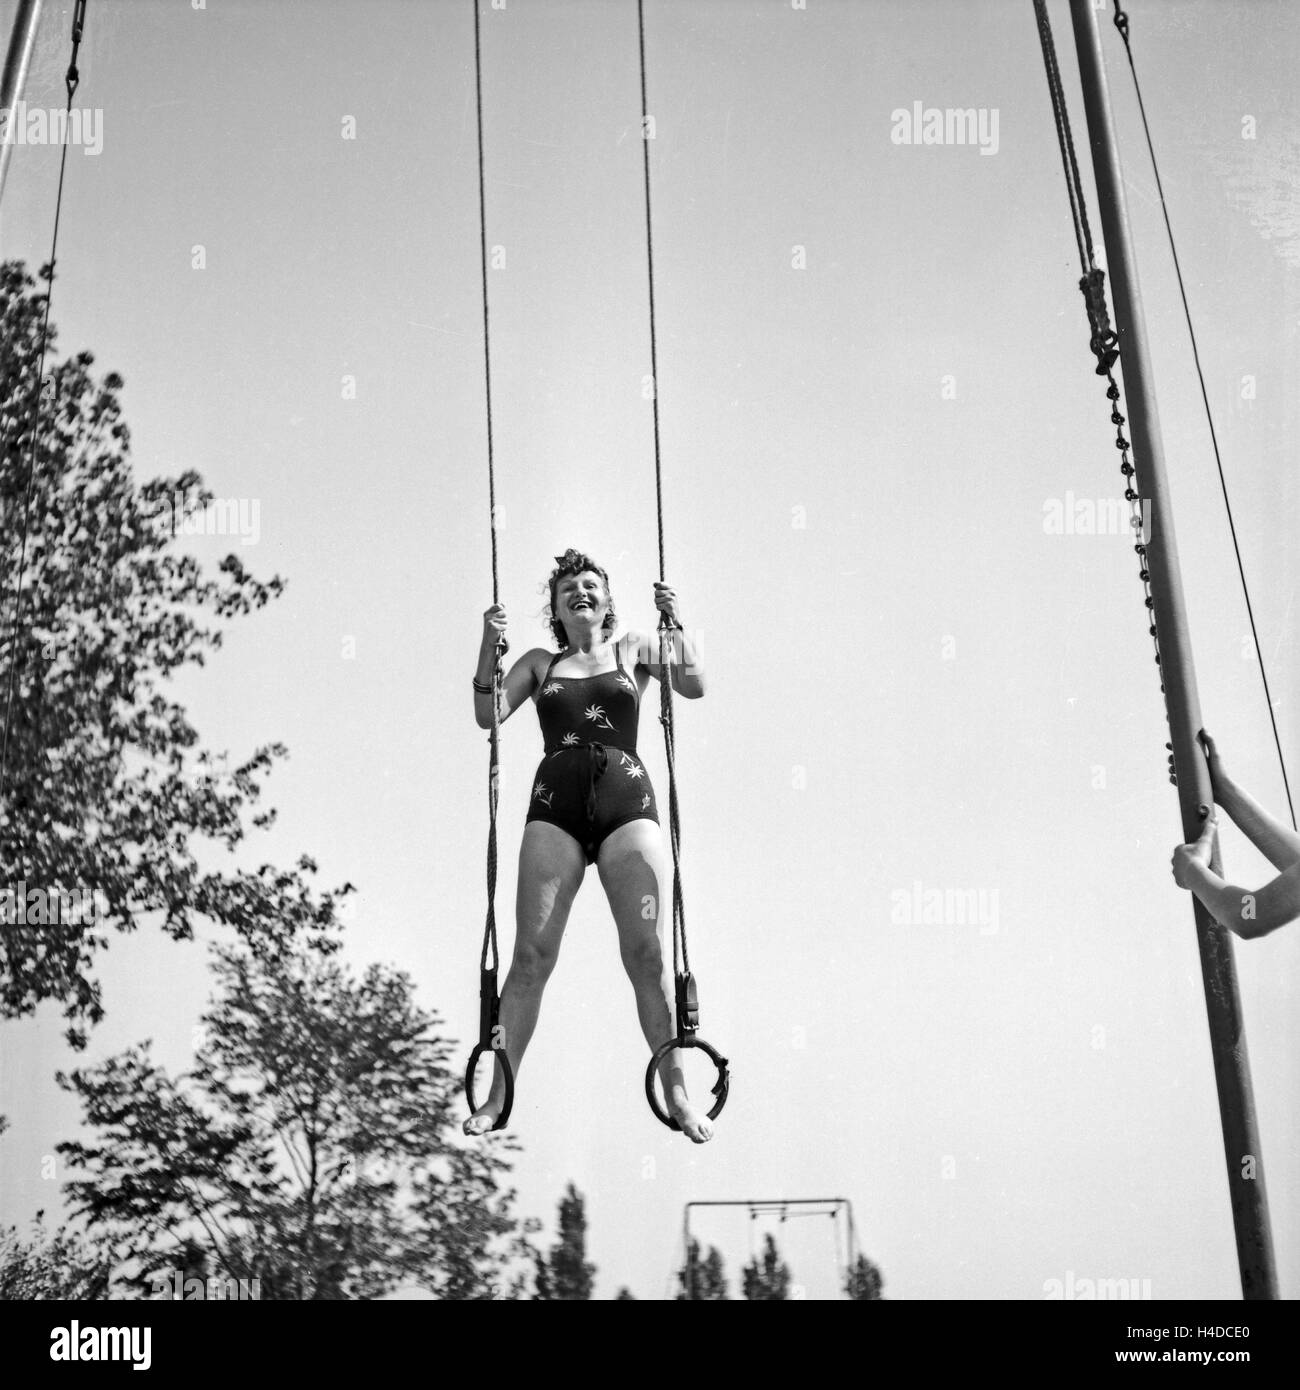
top-left (680, 1198), bottom-right (860, 1300)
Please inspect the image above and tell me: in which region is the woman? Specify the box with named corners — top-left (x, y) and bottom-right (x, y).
top-left (1171, 731), bottom-right (1300, 937)
top-left (466, 549), bottom-right (713, 1141)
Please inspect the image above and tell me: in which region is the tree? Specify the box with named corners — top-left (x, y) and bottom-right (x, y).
top-left (741, 1233), bottom-right (791, 1301)
top-left (1, 259), bottom-right (345, 1045)
top-left (55, 937), bottom-right (535, 1300)
top-left (614, 1286), bottom-right (637, 1300)
top-left (845, 1252), bottom-right (885, 1300)
top-left (0, 1216), bottom-right (114, 1299)
top-left (675, 1237), bottom-right (729, 1300)
top-left (533, 1182), bottom-right (595, 1300)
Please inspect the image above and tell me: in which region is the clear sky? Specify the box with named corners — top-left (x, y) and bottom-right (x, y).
top-left (2, 0), bottom-right (1298, 1300)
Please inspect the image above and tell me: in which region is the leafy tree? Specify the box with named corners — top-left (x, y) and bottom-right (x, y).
top-left (676, 1237), bottom-right (729, 1300)
top-left (741, 1233), bottom-right (791, 1301)
top-left (533, 1182), bottom-right (595, 1300)
top-left (1, 259), bottom-right (344, 1045)
top-left (533, 1249), bottom-right (554, 1301)
top-left (845, 1252), bottom-right (885, 1300)
top-left (0, 1216), bottom-right (114, 1299)
top-left (614, 1286), bottom-right (636, 1300)
top-left (55, 937), bottom-right (534, 1300)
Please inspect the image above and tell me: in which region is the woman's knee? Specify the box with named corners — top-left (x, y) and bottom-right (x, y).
top-left (619, 930), bottom-right (665, 981)
top-left (511, 938), bottom-right (560, 988)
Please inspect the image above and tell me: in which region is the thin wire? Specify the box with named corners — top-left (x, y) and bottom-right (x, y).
top-left (1, 2), bottom-right (88, 811)
top-left (1112, 0), bottom-right (1295, 829)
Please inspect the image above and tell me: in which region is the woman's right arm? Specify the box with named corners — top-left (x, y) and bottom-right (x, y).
top-left (473, 605), bottom-right (541, 729)
top-left (1203, 731), bottom-right (1300, 872)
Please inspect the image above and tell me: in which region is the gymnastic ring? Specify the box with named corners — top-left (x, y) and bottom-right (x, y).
top-left (644, 1034), bottom-right (730, 1131)
top-left (465, 1042), bottom-right (515, 1132)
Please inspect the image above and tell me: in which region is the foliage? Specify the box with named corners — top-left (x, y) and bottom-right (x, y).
top-left (1, 259), bottom-right (345, 1045)
top-left (845, 1252), bottom-right (885, 1300)
top-left (533, 1182), bottom-right (596, 1300)
top-left (675, 1237), bottom-right (729, 1300)
top-left (55, 938), bottom-right (534, 1300)
top-left (741, 1232), bottom-right (791, 1301)
top-left (0, 1216), bottom-right (114, 1299)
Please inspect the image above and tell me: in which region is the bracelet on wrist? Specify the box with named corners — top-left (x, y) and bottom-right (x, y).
top-left (472, 677), bottom-right (493, 694)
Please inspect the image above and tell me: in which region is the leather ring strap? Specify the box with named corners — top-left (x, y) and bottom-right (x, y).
top-left (465, 1042), bottom-right (515, 1132)
top-left (464, 966), bottom-right (514, 1131)
top-left (644, 1034), bottom-right (730, 1131)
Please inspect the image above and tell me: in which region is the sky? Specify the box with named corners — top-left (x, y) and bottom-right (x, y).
top-left (1, 0), bottom-right (1298, 1301)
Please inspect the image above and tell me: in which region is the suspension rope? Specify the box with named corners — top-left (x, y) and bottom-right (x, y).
top-left (636, 0), bottom-right (728, 1133)
top-left (472, 0), bottom-right (503, 976)
top-left (463, 0), bottom-right (513, 1132)
top-left (1110, 1), bottom-right (1296, 830)
top-left (636, 0), bottom-right (688, 981)
top-left (1, 0), bottom-right (89, 812)
top-left (1037, 0), bottom-right (1094, 278)
top-left (1032, 0), bottom-right (1173, 777)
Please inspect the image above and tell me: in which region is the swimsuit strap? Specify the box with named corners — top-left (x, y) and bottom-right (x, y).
top-left (539, 650), bottom-right (563, 690)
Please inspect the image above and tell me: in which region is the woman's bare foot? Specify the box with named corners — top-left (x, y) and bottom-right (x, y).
top-left (463, 1098), bottom-right (506, 1136)
top-left (668, 1087), bottom-right (714, 1144)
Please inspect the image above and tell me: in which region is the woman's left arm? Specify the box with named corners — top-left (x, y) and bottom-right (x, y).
top-left (638, 583), bottom-right (706, 698)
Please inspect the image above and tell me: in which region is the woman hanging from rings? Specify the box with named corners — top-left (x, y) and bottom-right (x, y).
top-left (1171, 731), bottom-right (1300, 937)
top-left (466, 548), bottom-right (713, 1142)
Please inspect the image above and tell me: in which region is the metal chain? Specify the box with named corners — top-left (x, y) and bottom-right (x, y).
top-left (1100, 369), bottom-right (1177, 784)
top-left (1110, 0), bottom-right (1293, 817)
top-left (1033, 0), bottom-right (1175, 785)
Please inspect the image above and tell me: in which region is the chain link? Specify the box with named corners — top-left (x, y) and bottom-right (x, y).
top-left (1099, 371), bottom-right (1176, 785)
top-left (1034, 0), bottom-right (1175, 786)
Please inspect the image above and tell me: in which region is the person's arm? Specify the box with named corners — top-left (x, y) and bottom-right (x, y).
top-left (472, 605), bottom-right (541, 728)
top-left (1202, 731), bottom-right (1300, 872)
top-left (1172, 812), bottom-right (1300, 939)
top-left (635, 583), bottom-right (705, 699)
top-left (1177, 859), bottom-right (1300, 940)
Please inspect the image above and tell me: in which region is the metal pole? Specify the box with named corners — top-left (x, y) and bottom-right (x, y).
top-left (1068, 0), bottom-right (1277, 1301)
top-left (0, 0), bottom-right (43, 211)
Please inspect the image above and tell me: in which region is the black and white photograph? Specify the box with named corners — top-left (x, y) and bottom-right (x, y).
top-left (1, 0), bottom-right (1296, 1354)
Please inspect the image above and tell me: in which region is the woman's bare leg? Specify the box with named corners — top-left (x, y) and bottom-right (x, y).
top-left (464, 820), bottom-right (585, 1135)
top-left (597, 819), bottom-right (714, 1143)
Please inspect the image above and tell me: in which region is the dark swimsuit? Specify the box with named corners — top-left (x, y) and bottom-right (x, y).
top-left (525, 644), bottom-right (660, 863)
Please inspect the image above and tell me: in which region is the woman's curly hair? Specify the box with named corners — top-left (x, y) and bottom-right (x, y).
top-left (544, 548), bottom-right (617, 649)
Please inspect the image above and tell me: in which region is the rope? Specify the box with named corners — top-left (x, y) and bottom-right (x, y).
top-left (1034, 0), bottom-right (1094, 276)
top-left (1033, 0), bottom-right (1119, 374)
top-left (0, 1), bottom-right (89, 813)
top-left (1111, 1), bottom-right (1296, 830)
top-left (636, 0), bottom-right (689, 982)
top-left (472, 0), bottom-right (503, 973)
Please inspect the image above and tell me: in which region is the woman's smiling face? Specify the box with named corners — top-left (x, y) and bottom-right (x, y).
top-left (556, 571), bottom-right (607, 629)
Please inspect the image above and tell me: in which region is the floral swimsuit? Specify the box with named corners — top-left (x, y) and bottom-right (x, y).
top-left (525, 644), bottom-right (659, 863)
